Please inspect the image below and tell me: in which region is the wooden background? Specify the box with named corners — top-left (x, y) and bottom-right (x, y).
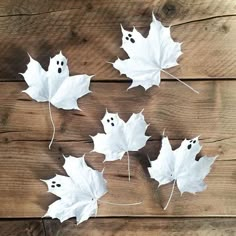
top-left (0, 0), bottom-right (236, 235)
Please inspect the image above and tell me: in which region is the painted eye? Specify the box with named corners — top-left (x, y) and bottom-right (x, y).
top-left (61, 61), bottom-right (64, 66)
top-left (130, 38), bottom-right (135, 43)
top-left (111, 117), bottom-right (114, 120)
top-left (193, 140), bottom-right (196, 143)
top-left (125, 37), bottom-right (129, 40)
top-left (128, 34), bottom-right (132, 37)
top-left (107, 119), bottom-right (110, 123)
top-left (57, 61), bottom-right (59, 65)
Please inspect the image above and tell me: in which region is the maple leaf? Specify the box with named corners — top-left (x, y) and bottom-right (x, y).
top-left (91, 110), bottom-right (150, 180)
top-left (21, 51), bottom-right (92, 109)
top-left (42, 155), bottom-right (107, 224)
top-left (112, 14), bottom-right (198, 93)
top-left (148, 135), bottom-right (217, 209)
top-left (21, 51), bottom-right (92, 148)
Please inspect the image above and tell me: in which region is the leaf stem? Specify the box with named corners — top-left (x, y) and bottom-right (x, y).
top-left (48, 102), bottom-right (55, 149)
top-left (98, 199), bottom-right (142, 206)
top-left (127, 151), bottom-right (131, 182)
top-left (161, 69), bottom-right (199, 94)
top-left (163, 179), bottom-right (176, 210)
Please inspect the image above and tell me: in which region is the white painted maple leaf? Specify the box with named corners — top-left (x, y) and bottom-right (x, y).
top-left (21, 51), bottom-right (92, 148)
top-left (21, 51), bottom-right (92, 109)
top-left (42, 155), bottom-right (107, 224)
top-left (148, 135), bottom-right (217, 209)
top-left (91, 110), bottom-right (150, 180)
top-left (112, 14), bottom-right (197, 93)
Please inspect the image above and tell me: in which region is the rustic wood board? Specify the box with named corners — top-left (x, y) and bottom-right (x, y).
top-left (0, 218), bottom-right (235, 236)
top-left (1, 80), bottom-right (236, 143)
top-left (0, 0), bottom-right (236, 80)
top-left (43, 218), bottom-right (236, 236)
top-left (0, 80), bottom-right (236, 217)
top-left (0, 219), bottom-right (44, 236)
top-left (0, 0), bottom-right (236, 234)
top-left (0, 142), bottom-right (235, 217)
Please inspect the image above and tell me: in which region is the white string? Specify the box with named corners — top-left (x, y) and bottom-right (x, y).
top-left (161, 69), bottom-right (199, 94)
top-left (98, 199), bottom-right (142, 206)
top-left (127, 151), bottom-right (131, 182)
top-left (48, 102), bottom-right (55, 149)
top-left (163, 179), bottom-right (176, 210)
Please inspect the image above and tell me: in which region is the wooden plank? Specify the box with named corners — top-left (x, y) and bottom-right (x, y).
top-left (0, 219), bottom-right (44, 236)
top-left (44, 218), bottom-right (236, 236)
top-left (0, 81), bottom-right (236, 147)
top-left (1, 81), bottom-right (236, 217)
top-left (0, 0), bottom-right (235, 22)
top-left (0, 140), bottom-right (235, 217)
top-left (0, 1), bottom-right (236, 80)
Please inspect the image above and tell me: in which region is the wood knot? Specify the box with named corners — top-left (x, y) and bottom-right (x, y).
top-left (3, 137), bottom-right (9, 143)
top-left (60, 122), bottom-right (66, 134)
top-left (220, 24), bottom-right (230, 34)
top-left (162, 3), bottom-right (176, 17)
top-left (70, 29), bottom-right (77, 38)
top-left (1, 112), bottom-right (9, 126)
top-left (86, 3), bottom-right (93, 11)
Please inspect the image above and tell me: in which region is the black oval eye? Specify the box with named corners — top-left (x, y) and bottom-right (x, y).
top-left (57, 61), bottom-right (59, 65)
top-left (52, 181), bottom-right (56, 184)
top-left (61, 61), bottom-right (64, 66)
top-left (107, 119), bottom-right (110, 123)
top-left (193, 140), bottom-right (196, 143)
top-left (190, 140), bottom-right (193, 143)
top-left (111, 117), bottom-right (114, 120)
top-left (51, 185), bottom-right (55, 188)
top-left (125, 37), bottom-right (129, 40)
top-left (128, 34), bottom-right (132, 37)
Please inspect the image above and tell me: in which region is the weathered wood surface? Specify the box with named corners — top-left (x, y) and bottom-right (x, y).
top-left (0, 0), bottom-right (236, 234)
top-left (0, 0), bottom-right (236, 80)
top-left (0, 219), bottom-right (44, 236)
top-left (1, 80), bottom-right (236, 144)
top-left (0, 218), bottom-right (235, 236)
top-left (0, 140), bottom-right (235, 217)
top-left (43, 218), bottom-right (236, 236)
top-left (0, 81), bottom-right (236, 217)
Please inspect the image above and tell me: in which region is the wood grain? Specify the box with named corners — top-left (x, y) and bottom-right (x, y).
top-left (0, 81), bottom-right (236, 149)
top-left (0, 140), bottom-right (235, 217)
top-left (0, 0), bottom-right (236, 232)
top-left (0, 0), bottom-right (236, 80)
top-left (0, 219), bottom-right (44, 236)
top-left (44, 218), bottom-right (236, 236)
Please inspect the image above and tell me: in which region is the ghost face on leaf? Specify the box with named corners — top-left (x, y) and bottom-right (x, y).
top-left (21, 51), bottom-right (92, 148)
top-left (42, 155), bottom-right (107, 224)
top-left (91, 110), bottom-right (150, 181)
top-left (112, 14), bottom-right (198, 93)
top-left (148, 135), bottom-right (217, 210)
